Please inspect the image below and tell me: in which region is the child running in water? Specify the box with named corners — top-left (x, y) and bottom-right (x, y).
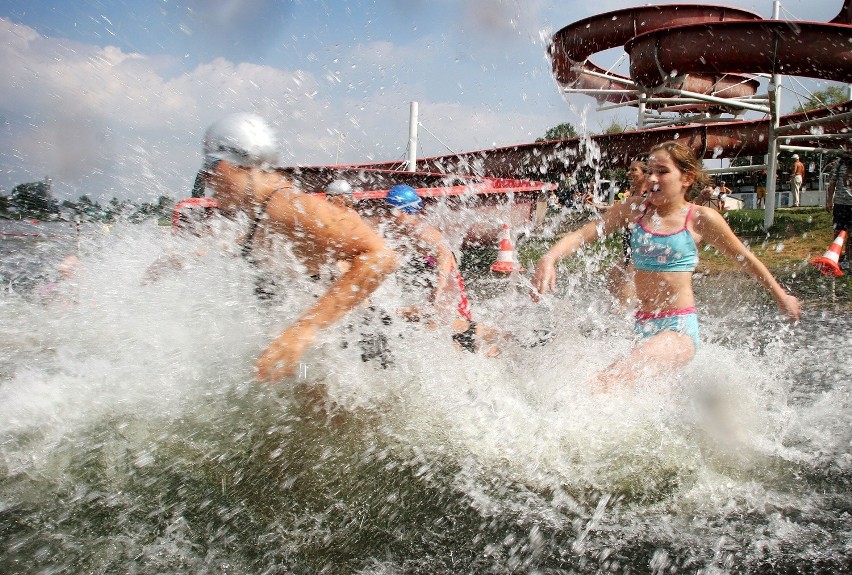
top-left (532, 141), bottom-right (800, 389)
top-left (370, 184), bottom-right (502, 355)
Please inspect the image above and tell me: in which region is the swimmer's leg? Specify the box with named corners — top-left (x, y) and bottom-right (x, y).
top-left (451, 319), bottom-right (478, 353)
top-left (593, 330), bottom-right (696, 392)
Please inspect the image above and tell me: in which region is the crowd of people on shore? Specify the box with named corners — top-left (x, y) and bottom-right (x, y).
top-left (174, 112), bottom-right (806, 394)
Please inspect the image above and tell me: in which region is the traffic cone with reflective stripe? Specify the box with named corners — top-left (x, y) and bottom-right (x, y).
top-left (810, 230), bottom-right (846, 277)
top-left (490, 224), bottom-right (523, 273)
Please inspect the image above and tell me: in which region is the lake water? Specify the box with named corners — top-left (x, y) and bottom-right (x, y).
top-left (1, 219), bottom-right (849, 573)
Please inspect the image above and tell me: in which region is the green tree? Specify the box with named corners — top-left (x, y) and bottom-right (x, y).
top-left (600, 120), bottom-right (634, 134)
top-left (9, 181), bottom-right (59, 217)
top-left (538, 122), bottom-right (578, 142)
top-left (73, 194), bottom-right (105, 220)
top-left (793, 86), bottom-right (848, 113)
top-left (60, 199), bottom-right (76, 209)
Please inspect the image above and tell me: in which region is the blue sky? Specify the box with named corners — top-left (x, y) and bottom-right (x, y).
top-left (0, 0), bottom-right (845, 203)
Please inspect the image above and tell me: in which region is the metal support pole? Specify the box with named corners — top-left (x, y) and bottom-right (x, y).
top-left (706, 163), bottom-right (769, 175)
top-left (407, 101), bottom-right (419, 172)
top-left (777, 110), bottom-right (852, 134)
top-left (657, 87), bottom-right (770, 114)
top-left (764, 85), bottom-right (781, 227)
top-left (819, 152), bottom-right (824, 207)
top-left (764, 0), bottom-right (782, 230)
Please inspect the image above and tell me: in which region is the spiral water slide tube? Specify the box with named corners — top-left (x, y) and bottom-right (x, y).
top-left (388, 1), bottom-right (852, 177)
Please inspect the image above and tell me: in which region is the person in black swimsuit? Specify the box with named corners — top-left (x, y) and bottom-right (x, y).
top-left (200, 113), bottom-right (398, 382)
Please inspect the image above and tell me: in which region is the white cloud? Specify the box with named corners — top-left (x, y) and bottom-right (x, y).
top-left (0, 14), bottom-right (568, 202)
top-left (0, 19), bottom-right (337, 201)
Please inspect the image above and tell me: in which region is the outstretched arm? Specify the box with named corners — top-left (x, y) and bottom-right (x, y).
top-left (694, 207), bottom-right (800, 321)
top-left (256, 192), bottom-right (398, 381)
top-left (532, 200), bottom-right (637, 294)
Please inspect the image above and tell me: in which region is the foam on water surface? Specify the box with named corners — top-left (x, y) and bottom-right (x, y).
top-left (0, 218), bottom-right (849, 573)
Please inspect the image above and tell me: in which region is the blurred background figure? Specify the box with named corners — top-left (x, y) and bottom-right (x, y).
top-left (325, 179), bottom-right (355, 210)
top-left (39, 255), bottom-right (81, 306)
top-left (827, 153), bottom-right (852, 269)
top-left (607, 159), bottom-right (647, 307)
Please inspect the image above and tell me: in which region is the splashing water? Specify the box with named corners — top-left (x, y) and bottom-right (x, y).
top-left (0, 217), bottom-right (849, 574)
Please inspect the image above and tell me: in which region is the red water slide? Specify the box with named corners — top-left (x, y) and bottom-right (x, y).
top-left (626, 15), bottom-right (852, 89)
top-left (549, 4), bottom-right (764, 106)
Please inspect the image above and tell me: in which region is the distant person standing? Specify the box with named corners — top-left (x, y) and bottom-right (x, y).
top-left (827, 154), bottom-right (852, 269)
top-left (622, 159), bottom-right (647, 202)
top-left (717, 180), bottom-right (732, 212)
top-left (696, 182), bottom-right (713, 205)
top-left (325, 179), bottom-right (356, 211)
top-left (755, 171), bottom-right (767, 209)
top-left (695, 182), bottom-right (720, 211)
top-left (790, 154), bottom-right (805, 207)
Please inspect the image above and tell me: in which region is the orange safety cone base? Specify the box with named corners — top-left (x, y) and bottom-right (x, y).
top-left (809, 230), bottom-right (847, 277)
top-left (809, 256), bottom-right (843, 277)
top-left (490, 224), bottom-right (523, 273)
top-left (490, 261), bottom-right (522, 273)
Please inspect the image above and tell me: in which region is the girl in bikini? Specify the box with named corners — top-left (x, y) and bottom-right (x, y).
top-left (533, 141), bottom-right (800, 389)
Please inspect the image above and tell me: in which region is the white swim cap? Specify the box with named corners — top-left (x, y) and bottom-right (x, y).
top-left (326, 179), bottom-right (353, 196)
top-left (203, 113), bottom-right (279, 168)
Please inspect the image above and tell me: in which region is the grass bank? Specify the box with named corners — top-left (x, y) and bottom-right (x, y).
top-left (462, 207), bottom-right (850, 307)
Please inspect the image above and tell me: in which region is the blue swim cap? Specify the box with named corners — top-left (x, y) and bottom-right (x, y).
top-left (385, 184), bottom-right (422, 214)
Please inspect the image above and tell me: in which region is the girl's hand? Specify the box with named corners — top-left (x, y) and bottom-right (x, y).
top-left (532, 255), bottom-right (557, 295)
top-left (256, 322), bottom-right (318, 382)
top-left (777, 292), bottom-right (801, 322)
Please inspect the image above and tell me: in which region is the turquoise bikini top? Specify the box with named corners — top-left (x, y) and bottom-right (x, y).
top-left (630, 203), bottom-right (698, 272)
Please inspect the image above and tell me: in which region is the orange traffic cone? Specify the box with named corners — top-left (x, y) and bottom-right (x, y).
top-left (490, 223), bottom-right (523, 273)
top-left (810, 230), bottom-right (847, 277)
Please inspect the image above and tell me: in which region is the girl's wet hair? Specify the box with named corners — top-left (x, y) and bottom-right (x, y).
top-left (649, 141), bottom-right (710, 194)
top-left (629, 156), bottom-right (647, 169)
top-left (627, 159), bottom-right (648, 172)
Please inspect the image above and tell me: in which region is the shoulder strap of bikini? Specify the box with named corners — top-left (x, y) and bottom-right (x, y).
top-left (684, 202), bottom-right (696, 224)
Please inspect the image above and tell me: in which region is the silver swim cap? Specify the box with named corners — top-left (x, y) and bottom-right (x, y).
top-left (203, 112), bottom-right (279, 168)
top-left (326, 179), bottom-right (353, 196)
